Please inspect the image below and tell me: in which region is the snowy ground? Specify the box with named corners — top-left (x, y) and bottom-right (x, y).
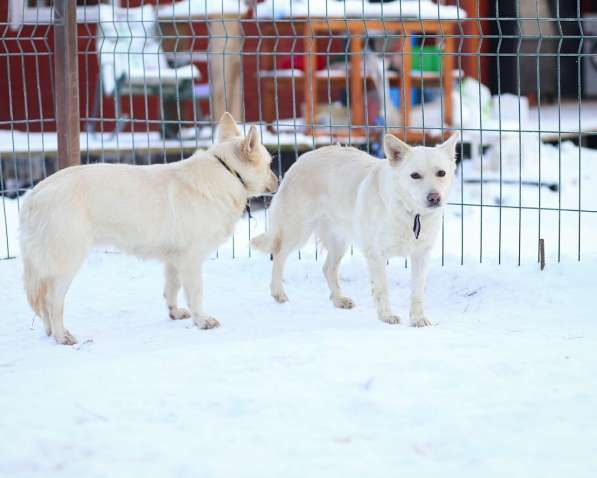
top-left (1, 252), bottom-right (597, 477)
top-left (2, 138), bottom-right (597, 476)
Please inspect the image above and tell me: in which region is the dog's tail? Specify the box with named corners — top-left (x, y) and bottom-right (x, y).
top-left (19, 194), bottom-right (49, 318)
top-left (251, 231), bottom-right (281, 255)
top-left (22, 259), bottom-right (49, 318)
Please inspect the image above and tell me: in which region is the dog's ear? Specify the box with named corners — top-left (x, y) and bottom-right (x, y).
top-left (384, 134), bottom-right (411, 165)
top-left (437, 133), bottom-right (459, 160)
top-left (241, 125), bottom-right (260, 158)
top-left (216, 112), bottom-right (241, 142)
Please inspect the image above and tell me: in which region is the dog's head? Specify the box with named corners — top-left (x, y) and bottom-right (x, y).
top-left (383, 133), bottom-right (458, 212)
top-left (212, 112), bottom-right (278, 197)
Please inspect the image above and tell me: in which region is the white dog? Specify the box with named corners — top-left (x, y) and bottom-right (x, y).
top-left (252, 134), bottom-right (458, 327)
top-left (20, 113), bottom-right (278, 344)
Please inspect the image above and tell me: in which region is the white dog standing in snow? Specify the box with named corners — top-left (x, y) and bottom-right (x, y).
top-left (20, 113), bottom-right (277, 344)
top-left (252, 134), bottom-right (458, 327)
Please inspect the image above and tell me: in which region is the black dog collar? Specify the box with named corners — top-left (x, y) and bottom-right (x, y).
top-left (213, 153), bottom-right (252, 218)
top-left (213, 153), bottom-right (247, 189)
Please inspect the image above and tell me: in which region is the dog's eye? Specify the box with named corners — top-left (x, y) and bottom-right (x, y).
top-left (410, 172), bottom-right (422, 180)
top-left (436, 170), bottom-right (446, 177)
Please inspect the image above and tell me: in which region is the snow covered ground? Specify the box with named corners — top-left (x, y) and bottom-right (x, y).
top-left (1, 252), bottom-right (597, 477)
top-left (1, 138), bottom-right (597, 476)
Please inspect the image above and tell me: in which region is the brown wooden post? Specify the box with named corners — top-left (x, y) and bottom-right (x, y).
top-left (442, 22), bottom-right (456, 128)
top-left (54, 0), bottom-right (80, 169)
top-left (303, 22), bottom-right (317, 135)
top-left (401, 27), bottom-right (412, 138)
top-left (349, 23), bottom-right (365, 137)
top-left (453, 0), bottom-right (490, 85)
top-left (261, 23), bottom-right (275, 126)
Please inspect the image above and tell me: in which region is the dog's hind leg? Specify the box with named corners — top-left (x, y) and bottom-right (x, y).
top-left (319, 225), bottom-right (353, 309)
top-left (271, 247), bottom-right (291, 303)
top-left (164, 263), bottom-right (190, 320)
top-left (46, 248), bottom-right (86, 345)
top-left (40, 315), bottom-right (52, 336)
top-left (270, 223), bottom-right (314, 303)
top-left (36, 289), bottom-right (52, 336)
top-left (47, 275), bottom-right (78, 345)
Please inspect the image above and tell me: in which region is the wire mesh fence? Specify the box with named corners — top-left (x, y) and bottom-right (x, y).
top-left (1, 0), bottom-right (596, 265)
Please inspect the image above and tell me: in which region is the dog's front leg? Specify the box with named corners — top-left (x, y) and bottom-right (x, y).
top-left (179, 260), bottom-right (220, 330)
top-left (409, 247), bottom-right (432, 327)
top-left (365, 254), bottom-right (400, 324)
top-left (164, 263), bottom-right (191, 320)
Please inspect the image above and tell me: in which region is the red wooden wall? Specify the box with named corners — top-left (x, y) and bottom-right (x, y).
top-left (0, 0), bottom-right (252, 133)
top-left (2, 0), bottom-right (592, 134)
top-left (0, 2), bottom-right (56, 132)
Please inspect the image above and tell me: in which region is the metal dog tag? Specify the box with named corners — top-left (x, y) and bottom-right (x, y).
top-left (413, 214), bottom-right (421, 239)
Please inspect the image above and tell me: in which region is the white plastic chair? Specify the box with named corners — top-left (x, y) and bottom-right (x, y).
top-left (92, 4), bottom-right (202, 138)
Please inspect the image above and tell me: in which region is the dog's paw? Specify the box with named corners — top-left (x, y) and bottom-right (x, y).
top-left (379, 314), bottom-right (401, 325)
top-left (194, 316), bottom-right (221, 330)
top-left (54, 329), bottom-right (78, 345)
top-left (272, 290), bottom-right (289, 303)
top-left (411, 315), bottom-right (432, 328)
top-left (332, 296), bottom-right (355, 309)
top-left (169, 307), bottom-right (191, 320)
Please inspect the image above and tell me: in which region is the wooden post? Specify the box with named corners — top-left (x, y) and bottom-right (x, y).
top-left (442, 22), bottom-right (456, 128)
top-left (349, 24), bottom-right (364, 136)
top-left (303, 22), bottom-right (317, 136)
top-left (457, 0), bottom-right (491, 85)
top-left (401, 29), bottom-right (412, 138)
top-left (54, 0), bottom-right (80, 169)
top-left (261, 23), bottom-right (275, 125)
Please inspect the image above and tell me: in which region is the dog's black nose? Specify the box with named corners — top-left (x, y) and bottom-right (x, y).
top-left (427, 191), bottom-right (441, 207)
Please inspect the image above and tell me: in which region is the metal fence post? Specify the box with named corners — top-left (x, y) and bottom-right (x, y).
top-left (54, 0), bottom-right (80, 169)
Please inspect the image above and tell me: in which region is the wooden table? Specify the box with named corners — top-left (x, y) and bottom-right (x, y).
top-left (303, 19), bottom-right (458, 141)
top-left (255, 0), bottom-right (465, 141)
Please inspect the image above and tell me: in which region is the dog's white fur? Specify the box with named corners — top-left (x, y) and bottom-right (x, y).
top-left (252, 134), bottom-right (458, 326)
top-left (20, 113), bottom-right (277, 344)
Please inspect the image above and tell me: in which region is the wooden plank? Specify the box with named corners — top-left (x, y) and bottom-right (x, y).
top-left (259, 70), bottom-right (462, 89)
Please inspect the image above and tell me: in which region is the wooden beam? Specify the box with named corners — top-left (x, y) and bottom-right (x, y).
top-left (453, 0), bottom-right (491, 85)
top-left (54, 0), bottom-right (80, 169)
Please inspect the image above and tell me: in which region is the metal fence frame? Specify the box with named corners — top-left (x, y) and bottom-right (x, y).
top-left (1, 0), bottom-right (596, 265)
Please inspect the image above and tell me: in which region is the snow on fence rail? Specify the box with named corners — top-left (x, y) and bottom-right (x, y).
top-left (1, 0), bottom-right (596, 265)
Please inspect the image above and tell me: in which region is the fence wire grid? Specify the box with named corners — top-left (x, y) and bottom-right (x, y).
top-left (1, 0), bottom-right (596, 266)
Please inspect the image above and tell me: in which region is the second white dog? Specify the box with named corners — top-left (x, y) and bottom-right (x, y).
top-left (252, 134), bottom-right (458, 327)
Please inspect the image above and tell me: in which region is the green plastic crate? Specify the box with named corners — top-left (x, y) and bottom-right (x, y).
top-left (410, 45), bottom-right (442, 72)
